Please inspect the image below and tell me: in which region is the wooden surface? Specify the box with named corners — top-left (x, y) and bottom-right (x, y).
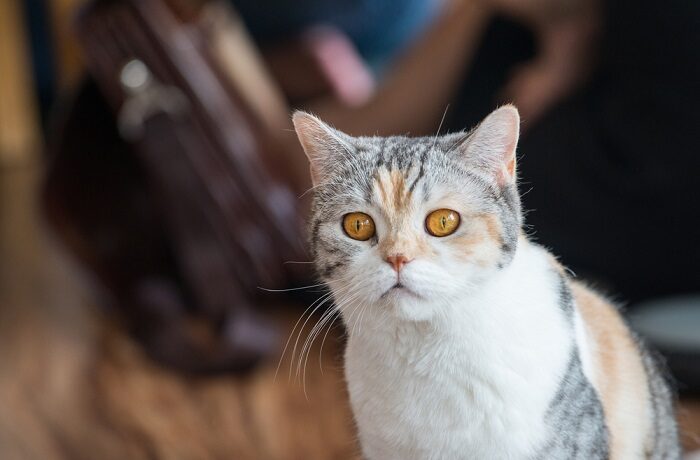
top-left (0, 165), bottom-right (698, 459)
top-left (0, 0), bottom-right (40, 165)
top-left (0, 167), bottom-right (358, 460)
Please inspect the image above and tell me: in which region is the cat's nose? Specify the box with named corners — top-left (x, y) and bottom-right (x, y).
top-left (385, 254), bottom-right (412, 273)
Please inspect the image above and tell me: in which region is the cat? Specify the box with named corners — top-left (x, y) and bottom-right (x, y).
top-left (293, 106), bottom-right (681, 460)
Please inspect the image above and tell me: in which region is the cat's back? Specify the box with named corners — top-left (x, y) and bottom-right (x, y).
top-left (570, 280), bottom-right (681, 459)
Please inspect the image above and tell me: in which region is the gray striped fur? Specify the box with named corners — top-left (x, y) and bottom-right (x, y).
top-left (639, 340), bottom-right (682, 459)
top-left (537, 350), bottom-right (609, 459)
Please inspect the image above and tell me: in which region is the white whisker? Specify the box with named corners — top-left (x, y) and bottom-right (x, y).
top-left (274, 289), bottom-right (334, 383)
top-left (257, 282), bottom-right (327, 293)
top-left (289, 293), bottom-right (336, 382)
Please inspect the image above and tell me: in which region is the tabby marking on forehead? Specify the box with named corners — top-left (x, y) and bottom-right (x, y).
top-left (374, 168), bottom-right (412, 216)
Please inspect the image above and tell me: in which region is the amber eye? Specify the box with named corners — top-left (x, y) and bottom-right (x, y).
top-left (425, 209), bottom-right (460, 237)
top-left (342, 212), bottom-right (376, 241)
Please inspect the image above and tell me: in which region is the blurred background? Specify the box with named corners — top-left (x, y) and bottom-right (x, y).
top-left (1, 0), bottom-right (699, 458)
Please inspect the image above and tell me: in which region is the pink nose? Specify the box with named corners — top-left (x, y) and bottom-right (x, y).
top-left (385, 254), bottom-right (412, 273)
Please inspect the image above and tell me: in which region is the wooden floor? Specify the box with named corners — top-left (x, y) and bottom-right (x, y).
top-left (0, 165), bottom-right (698, 459)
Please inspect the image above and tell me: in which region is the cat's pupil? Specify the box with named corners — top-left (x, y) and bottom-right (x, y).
top-left (355, 220), bottom-right (361, 232)
top-left (441, 216), bottom-right (446, 229)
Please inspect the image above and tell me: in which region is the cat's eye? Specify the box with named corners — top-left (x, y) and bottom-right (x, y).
top-left (343, 212), bottom-right (376, 241)
top-left (425, 209), bottom-right (460, 237)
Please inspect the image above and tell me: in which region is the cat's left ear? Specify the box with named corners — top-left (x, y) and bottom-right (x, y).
top-left (457, 105), bottom-right (520, 186)
top-left (292, 111), bottom-right (354, 187)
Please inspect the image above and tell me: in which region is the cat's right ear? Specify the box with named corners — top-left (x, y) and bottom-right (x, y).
top-left (457, 105), bottom-right (520, 186)
top-left (292, 111), bottom-right (353, 187)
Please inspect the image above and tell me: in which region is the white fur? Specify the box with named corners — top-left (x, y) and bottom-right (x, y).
top-left (574, 310), bottom-right (596, 389)
top-left (338, 240), bottom-right (575, 460)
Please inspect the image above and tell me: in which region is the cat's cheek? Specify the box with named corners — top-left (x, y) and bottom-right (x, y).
top-left (328, 257), bottom-right (394, 306)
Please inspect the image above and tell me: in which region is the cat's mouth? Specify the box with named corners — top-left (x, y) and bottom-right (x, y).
top-left (381, 282), bottom-right (422, 299)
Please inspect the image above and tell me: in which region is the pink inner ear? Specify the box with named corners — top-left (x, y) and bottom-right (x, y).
top-left (506, 157), bottom-right (516, 177)
top-left (493, 128), bottom-right (518, 185)
top-left (489, 105), bottom-right (520, 184)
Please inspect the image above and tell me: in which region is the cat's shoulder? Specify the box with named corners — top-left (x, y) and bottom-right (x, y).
top-left (524, 238), bottom-right (621, 314)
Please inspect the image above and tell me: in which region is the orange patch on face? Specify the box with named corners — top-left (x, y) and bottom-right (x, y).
top-left (373, 169), bottom-right (412, 220)
top-left (445, 214), bottom-right (502, 267)
top-left (445, 233), bottom-right (479, 263)
top-left (379, 230), bottom-right (435, 262)
top-left (478, 213), bottom-right (503, 244)
top-left (373, 169), bottom-right (440, 261)
top-left (374, 172), bottom-right (389, 209)
top-left (390, 170), bottom-right (408, 209)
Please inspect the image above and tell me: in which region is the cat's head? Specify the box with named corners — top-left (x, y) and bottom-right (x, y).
top-left (294, 106), bottom-right (521, 323)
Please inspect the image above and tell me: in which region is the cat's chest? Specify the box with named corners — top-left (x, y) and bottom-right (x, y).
top-left (344, 330), bottom-right (562, 460)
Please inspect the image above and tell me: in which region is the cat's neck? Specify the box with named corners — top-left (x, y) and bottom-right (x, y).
top-left (457, 235), bottom-right (552, 311)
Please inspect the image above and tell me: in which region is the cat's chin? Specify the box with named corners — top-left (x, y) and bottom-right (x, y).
top-left (381, 290), bottom-right (437, 322)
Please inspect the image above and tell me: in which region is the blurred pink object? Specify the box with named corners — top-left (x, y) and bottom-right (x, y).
top-left (303, 25), bottom-right (376, 106)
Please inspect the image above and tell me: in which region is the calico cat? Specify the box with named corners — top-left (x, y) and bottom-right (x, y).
top-left (293, 106), bottom-right (681, 460)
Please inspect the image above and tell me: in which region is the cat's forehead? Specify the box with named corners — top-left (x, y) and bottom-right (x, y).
top-left (353, 135), bottom-right (467, 195)
top-left (354, 134), bottom-right (461, 166)
top-left (369, 162), bottom-right (475, 218)
top-left (316, 134), bottom-right (490, 215)
top-left (372, 166), bottom-right (419, 219)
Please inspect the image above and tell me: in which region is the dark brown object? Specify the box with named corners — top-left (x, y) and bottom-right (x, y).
top-left (43, 0), bottom-right (309, 373)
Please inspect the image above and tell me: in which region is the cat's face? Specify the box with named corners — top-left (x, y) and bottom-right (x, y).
top-left (294, 106), bottom-right (522, 323)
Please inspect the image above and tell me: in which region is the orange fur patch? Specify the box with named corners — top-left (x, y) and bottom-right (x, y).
top-left (573, 282), bottom-right (652, 458)
top-left (374, 169), bottom-right (411, 214)
top-left (446, 213), bottom-right (501, 267)
top-left (374, 168), bottom-right (433, 260)
top-left (479, 213), bottom-right (502, 244)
